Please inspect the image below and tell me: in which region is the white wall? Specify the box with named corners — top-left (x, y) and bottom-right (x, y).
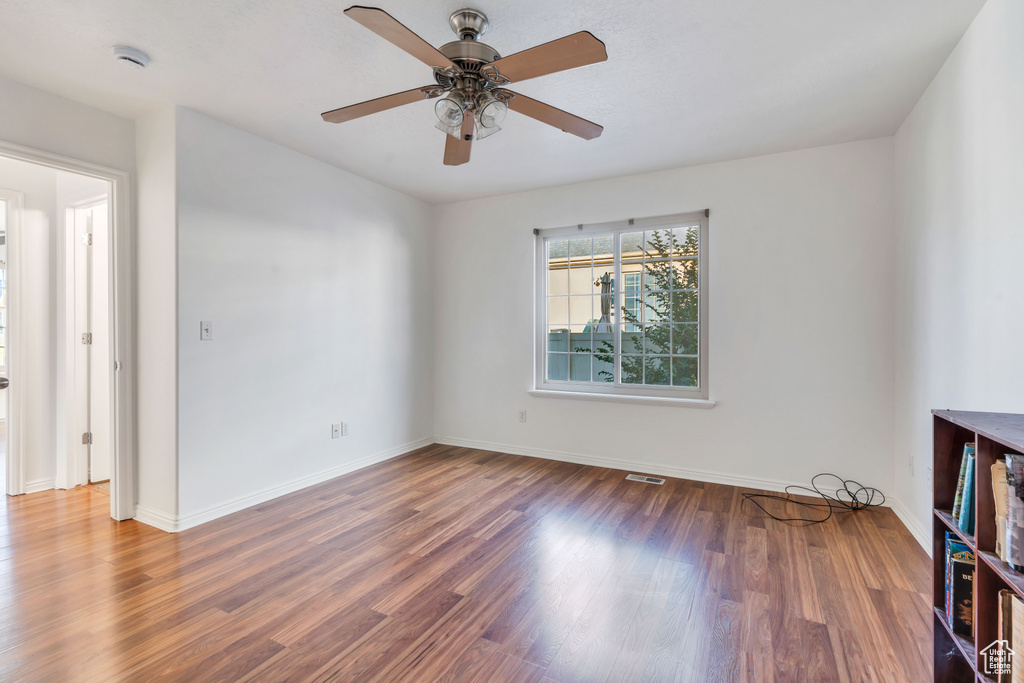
top-left (434, 138), bottom-right (896, 493)
top-left (893, 0), bottom-right (1024, 540)
top-left (134, 108), bottom-right (179, 523)
top-left (174, 109), bottom-right (435, 526)
top-left (0, 75), bottom-right (134, 174)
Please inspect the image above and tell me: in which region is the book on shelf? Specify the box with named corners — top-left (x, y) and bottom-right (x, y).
top-left (1012, 592), bottom-right (1024, 683)
top-left (998, 589), bottom-right (1018, 683)
top-left (945, 531), bottom-right (974, 638)
top-left (995, 458), bottom-right (1010, 560)
top-left (958, 452), bottom-right (975, 535)
top-left (953, 443), bottom-right (974, 519)
top-left (1007, 454), bottom-right (1024, 570)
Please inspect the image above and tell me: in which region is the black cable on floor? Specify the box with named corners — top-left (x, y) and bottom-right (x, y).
top-left (741, 473), bottom-right (885, 524)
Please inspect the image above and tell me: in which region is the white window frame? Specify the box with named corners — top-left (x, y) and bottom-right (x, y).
top-left (533, 211), bottom-right (710, 403)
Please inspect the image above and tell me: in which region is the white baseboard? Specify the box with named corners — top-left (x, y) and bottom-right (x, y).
top-left (889, 496), bottom-right (931, 556)
top-left (436, 435), bottom-right (818, 496)
top-left (133, 437), bottom-right (434, 533)
top-left (24, 477), bottom-right (54, 494)
top-left (134, 505), bottom-right (180, 533)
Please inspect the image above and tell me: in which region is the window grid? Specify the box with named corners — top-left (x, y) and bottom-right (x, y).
top-left (538, 212), bottom-right (708, 399)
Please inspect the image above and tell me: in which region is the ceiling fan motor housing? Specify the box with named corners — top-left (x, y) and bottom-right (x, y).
top-left (449, 8), bottom-right (488, 40)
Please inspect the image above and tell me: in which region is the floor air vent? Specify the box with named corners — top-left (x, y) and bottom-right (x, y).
top-left (625, 474), bottom-right (666, 485)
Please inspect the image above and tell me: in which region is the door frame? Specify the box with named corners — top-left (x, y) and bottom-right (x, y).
top-left (0, 140), bottom-right (135, 521)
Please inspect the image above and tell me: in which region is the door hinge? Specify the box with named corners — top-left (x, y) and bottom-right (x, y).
top-left (82, 432), bottom-right (92, 445)
top-left (114, 360), bottom-right (121, 371)
top-left (81, 332), bottom-right (92, 345)
top-left (82, 233), bottom-right (93, 246)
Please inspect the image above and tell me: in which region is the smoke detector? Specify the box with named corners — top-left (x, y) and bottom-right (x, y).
top-left (112, 45), bottom-right (150, 69)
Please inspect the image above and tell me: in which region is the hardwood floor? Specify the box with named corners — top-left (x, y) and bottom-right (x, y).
top-left (0, 444), bottom-right (930, 682)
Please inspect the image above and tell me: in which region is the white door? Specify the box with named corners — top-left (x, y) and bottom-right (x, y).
top-left (88, 202), bottom-right (110, 483)
top-left (72, 201), bottom-right (111, 484)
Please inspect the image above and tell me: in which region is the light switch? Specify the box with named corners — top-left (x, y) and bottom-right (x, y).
top-left (200, 321), bottom-right (213, 341)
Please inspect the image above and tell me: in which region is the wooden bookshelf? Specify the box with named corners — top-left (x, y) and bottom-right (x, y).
top-left (933, 410), bottom-right (1024, 682)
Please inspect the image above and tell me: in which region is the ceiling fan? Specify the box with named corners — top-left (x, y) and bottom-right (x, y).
top-left (321, 6), bottom-right (608, 166)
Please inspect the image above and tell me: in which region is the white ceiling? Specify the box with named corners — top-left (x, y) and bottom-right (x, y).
top-left (0, 0), bottom-right (984, 203)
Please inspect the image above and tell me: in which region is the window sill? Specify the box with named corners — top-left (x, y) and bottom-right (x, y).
top-left (528, 389), bottom-right (716, 409)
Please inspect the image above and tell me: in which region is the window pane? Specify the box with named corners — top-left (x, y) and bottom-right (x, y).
top-left (592, 353), bottom-right (614, 382)
top-left (621, 355), bottom-right (644, 384)
top-left (569, 296), bottom-right (592, 325)
top-left (644, 229), bottom-right (674, 260)
top-left (592, 330), bottom-right (614, 356)
top-left (548, 296), bottom-right (568, 326)
top-left (644, 325), bottom-right (671, 355)
top-left (671, 323), bottom-right (698, 355)
top-left (671, 291), bottom-right (698, 322)
top-left (570, 236), bottom-right (593, 263)
top-left (547, 240), bottom-right (569, 296)
top-left (593, 269), bottom-right (613, 299)
top-left (643, 261), bottom-right (673, 291)
top-left (547, 353), bottom-right (569, 381)
top-left (643, 292), bottom-right (671, 322)
top-left (569, 354), bottom-right (592, 382)
top-left (568, 264), bottom-right (592, 295)
top-left (620, 326), bottom-right (643, 355)
top-left (621, 232), bottom-right (644, 264)
top-left (570, 324), bottom-right (592, 353)
top-left (671, 258), bottom-right (698, 290)
top-left (547, 326), bottom-right (569, 352)
top-left (645, 356), bottom-right (671, 386)
top-left (593, 234), bottom-right (614, 274)
top-left (548, 270), bottom-right (569, 297)
top-left (671, 226), bottom-right (699, 257)
top-left (671, 356), bottom-right (698, 387)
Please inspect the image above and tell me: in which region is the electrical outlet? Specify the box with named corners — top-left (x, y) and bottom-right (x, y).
top-left (519, 410), bottom-right (527, 423)
top-left (341, 422), bottom-right (349, 436)
top-left (331, 423), bottom-right (341, 439)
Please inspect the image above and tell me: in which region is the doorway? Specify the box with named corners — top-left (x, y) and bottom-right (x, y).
top-left (0, 141), bottom-right (134, 522)
top-left (65, 194), bottom-right (113, 491)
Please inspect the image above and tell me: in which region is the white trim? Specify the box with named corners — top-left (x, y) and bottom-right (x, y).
top-left (889, 496), bottom-right (931, 555)
top-left (528, 388), bottom-right (716, 408)
top-left (134, 437), bottom-right (434, 533)
top-left (24, 477), bottom-right (55, 494)
top-left (0, 140), bottom-right (134, 521)
top-left (133, 505), bottom-right (181, 532)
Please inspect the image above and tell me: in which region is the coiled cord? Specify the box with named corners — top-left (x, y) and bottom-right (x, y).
top-left (742, 473), bottom-right (885, 524)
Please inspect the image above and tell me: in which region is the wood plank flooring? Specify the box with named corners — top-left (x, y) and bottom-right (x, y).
top-left (0, 444), bottom-right (930, 682)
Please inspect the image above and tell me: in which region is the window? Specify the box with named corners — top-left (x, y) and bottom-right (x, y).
top-left (535, 211), bottom-right (709, 401)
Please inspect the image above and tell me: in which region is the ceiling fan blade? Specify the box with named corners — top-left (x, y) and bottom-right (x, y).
top-left (486, 32), bottom-right (607, 84)
top-left (443, 115), bottom-right (474, 166)
top-left (345, 6), bottom-right (458, 71)
top-left (504, 92), bottom-right (603, 140)
top-left (322, 86), bottom-right (439, 124)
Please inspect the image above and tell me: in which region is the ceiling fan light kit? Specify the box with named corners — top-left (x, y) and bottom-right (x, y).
top-left (321, 6), bottom-right (608, 166)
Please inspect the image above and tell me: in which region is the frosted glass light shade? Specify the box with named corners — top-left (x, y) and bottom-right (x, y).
top-left (476, 94), bottom-right (507, 129)
top-left (435, 92), bottom-right (466, 128)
